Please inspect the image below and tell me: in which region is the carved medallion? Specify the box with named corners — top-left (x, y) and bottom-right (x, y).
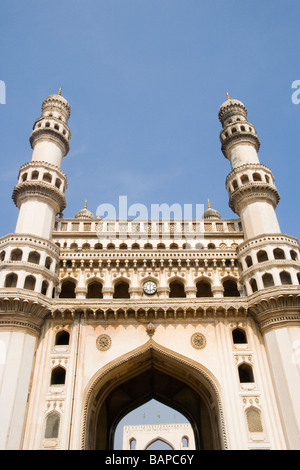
top-left (96, 334), bottom-right (112, 351)
top-left (191, 332), bottom-right (206, 349)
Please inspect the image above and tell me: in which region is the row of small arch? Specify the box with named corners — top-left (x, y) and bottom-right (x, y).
top-left (244, 248), bottom-right (298, 268)
top-left (1, 248), bottom-right (54, 269)
top-left (4, 273), bottom-right (50, 295)
top-left (221, 122), bottom-right (256, 141)
top-left (56, 241), bottom-right (232, 250)
top-left (229, 171), bottom-right (272, 194)
top-left (34, 118), bottom-right (69, 137)
top-left (248, 270), bottom-right (300, 293)
top-left (20, 170), bottom-right (64, 190)
top-left (59, 277), bottom-right (240, 299)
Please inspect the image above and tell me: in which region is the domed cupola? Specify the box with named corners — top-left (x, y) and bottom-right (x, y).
top-left (75, 200), bottom-right (94, 220)
top-left (203, 200), bottom-right (221, 219)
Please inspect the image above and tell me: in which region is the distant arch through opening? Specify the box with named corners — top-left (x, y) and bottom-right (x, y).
top-left (146, 438), bottom-right (174, 450)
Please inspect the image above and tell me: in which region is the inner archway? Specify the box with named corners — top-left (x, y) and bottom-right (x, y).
top-left (82, 341), bottom-right (226, 450)
top-left (114, 398), bottom-right (193, 450)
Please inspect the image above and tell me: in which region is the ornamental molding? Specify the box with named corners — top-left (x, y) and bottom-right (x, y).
top-left (221, 132), bottom-right (260, 155)
top-left (42, 95), bottom-right (71, 117)
top-left (145, 322), bottom-right (156, 337)
top-left (50, 297), bottom-right (248, 322)
top-left (1, 260), bottom-right (59, 283)
top-left (0, 318), bottom-right (41, 335)
top-left (12, 180), bottom-right (66, 212)
top-left (237, 233), bottom-right (299, 256)
top-left (0, 233), bottom-right (61, 256)
top-left (96, 334), bottom-right (112, 351)
top-left (30, 128), bottom-right (70, 156)
top-left (239, 259), bottom-right (300, 283)
top-left (191, 332), bottom-right (206, 349)
top-left (228, 183), bottom-right (280, 215)
top-left (0, 290), bottom-right (51, 321)
top-left (18, 160), bottom-right (67, 181)
top-left (226, 163), bottom-right (273, 183)
top-left (248, 288), bottom-right (300, 332)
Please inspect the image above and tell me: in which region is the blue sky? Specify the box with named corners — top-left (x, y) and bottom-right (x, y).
top-left (0, 0), bottom-right (299, 239)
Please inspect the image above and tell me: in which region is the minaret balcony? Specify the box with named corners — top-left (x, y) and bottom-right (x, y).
top-left (17, 161), bottom-right (67, 191)
top-left (220, 122), bottom-right (260, 156)
top-left (12, 179), bottom-right (67, 214)
top-left (226, 164), bottom-right (280, 215)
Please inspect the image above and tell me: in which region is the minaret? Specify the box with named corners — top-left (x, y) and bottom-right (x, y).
top-left (13, 89), bottom-right (71, 238)
top-left (219, 95), bottom-right (300, 449)
top-left (0, 91), bottom-right (71, 449)
top-left (219, 94), bottom-right (280, 240)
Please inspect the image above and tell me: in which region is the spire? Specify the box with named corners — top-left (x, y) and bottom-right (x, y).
top-left (58, 88), bottom-right (62, 96)
top-left (226, 92), bottom-right (230, 100)
top-left (208, 199), bottom-right (211, 209)
top-left (84, 199), bottom-right (87, 209)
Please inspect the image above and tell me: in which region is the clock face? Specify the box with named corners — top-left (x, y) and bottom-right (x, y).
top-left (143, 281), bottom-right (157, 295)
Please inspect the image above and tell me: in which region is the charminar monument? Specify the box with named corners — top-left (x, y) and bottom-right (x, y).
top-left (0, 90), bottom-right (299, 450)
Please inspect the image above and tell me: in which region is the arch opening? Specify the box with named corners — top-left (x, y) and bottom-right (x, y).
top-left (82, 342), bottom-right (225, 450)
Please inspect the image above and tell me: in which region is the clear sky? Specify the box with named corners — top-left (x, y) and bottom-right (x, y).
top-left (0, 0), bottom-right (299, 240)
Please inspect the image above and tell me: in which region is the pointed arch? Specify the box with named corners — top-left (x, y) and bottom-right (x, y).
top-left (222, 277), bottom-right (240, 297)
top-left (168, 276), bottom-right (186, 298)
top-left (44, 411), bottom-right (60, 439)
top-left (113, 276), bottom-right (131, 299)
top-left (86, 277), bottom-right (103, 299)
top-left (195, 276), bottom-right (213, 298)
top-left (59, 277), bottom-right (77, 299)
top-left (145, 437), bottom-right (174, 450)
top-left (81, 340), bottom-right (227, 450)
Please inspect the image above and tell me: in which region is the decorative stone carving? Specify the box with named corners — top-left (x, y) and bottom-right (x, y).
top-left (191, 332), bottom-right (206, 349)
top-left (96, 334), bottom-right (112, 351)
top-left (146, 322), bottom-right (156, 337)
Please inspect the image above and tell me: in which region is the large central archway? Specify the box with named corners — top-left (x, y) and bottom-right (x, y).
top-left (81, 340), bottom-right (227, 450)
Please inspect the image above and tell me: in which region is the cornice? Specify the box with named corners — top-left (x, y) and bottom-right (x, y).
top-left (30, 127), bottom-right (70, 156)
top-left (50, 297), bottom-right (249, 322)
top-left (221, 132), bottom-right (260, 156)
top-left (1, 260), bottom-right (58, 283)
top-left (248, 286), bottom-right (300, 333)
top-left (226, 163), bottom-right (273, 183)
top-left (0, 233), bottom-right (61, 256)
top-left (12, 180), bottom-right (66, 212)
top-left (237, 233), bottom-right (299, 256)
top-left (228, 182), bottom-right (280, 215)
top-left (18, 160), bottom-right (67, 181)
top-left (239, 259), bottom-right (300, 283)
top-left (0, 289), bottom-right (52, 332)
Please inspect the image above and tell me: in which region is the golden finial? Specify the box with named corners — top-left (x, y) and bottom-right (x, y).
top-left (58, 88), bottom-right (62, 96)
top-left (84, 199), bottom-right (87, 209)
top-left (208, 199), bottom-right (211, 209)
top-left (226, 92), bottom-right (230, 100)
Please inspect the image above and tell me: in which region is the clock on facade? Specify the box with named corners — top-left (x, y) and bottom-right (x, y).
top-left (143, 281), bottom-right (157, 295)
